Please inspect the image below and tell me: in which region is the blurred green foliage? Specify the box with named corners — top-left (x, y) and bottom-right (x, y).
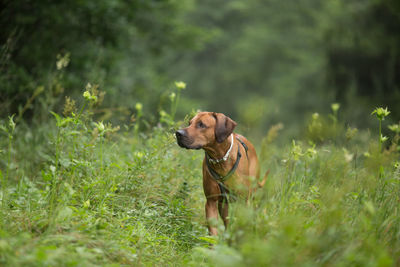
top-left (1, 0), bottom-right (399, 137)
top-left (1, 2), bottom-right (400, 264)
top-left (172, 0), bottom-right (400, 137)
top-left (0, 0), bottom-right (210, 121)
top-left (0, 84), bottom-right (398, 265)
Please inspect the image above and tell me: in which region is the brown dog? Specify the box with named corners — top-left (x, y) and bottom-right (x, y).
top-left (176, 112), bottom-right (265, 235)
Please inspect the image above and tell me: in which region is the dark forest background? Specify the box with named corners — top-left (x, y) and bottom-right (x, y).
top-left (1, 0), bottom-right (400, 138)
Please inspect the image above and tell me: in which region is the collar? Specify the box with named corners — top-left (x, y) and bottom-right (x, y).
top-left (207, 134), bottom-right (234, 164)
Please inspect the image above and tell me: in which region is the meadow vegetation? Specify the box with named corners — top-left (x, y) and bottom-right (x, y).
top-left (0, 82), bottom-right (399, 266)
top-left (2, 0), bottom-right (400, 265)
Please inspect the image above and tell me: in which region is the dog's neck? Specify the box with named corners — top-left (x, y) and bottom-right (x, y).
top-left (204, 134), bottom-right (234, 164)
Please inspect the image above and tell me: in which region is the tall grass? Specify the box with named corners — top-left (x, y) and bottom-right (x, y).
top-left (0, 83), bottom-right (399, 266)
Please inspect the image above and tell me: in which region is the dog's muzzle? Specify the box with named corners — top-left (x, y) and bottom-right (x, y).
top-left (175, 129), bottom-right (201, 149)
top-left (175, 129), bottom-right (189, 148)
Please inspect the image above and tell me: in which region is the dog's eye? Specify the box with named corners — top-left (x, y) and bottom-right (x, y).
top-left (197, 121), bottom-right (207, 129)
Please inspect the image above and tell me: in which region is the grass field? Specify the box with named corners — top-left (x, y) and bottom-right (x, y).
top-left (0, 89), bottom-right (399, 266)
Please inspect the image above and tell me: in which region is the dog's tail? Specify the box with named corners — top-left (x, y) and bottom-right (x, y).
top-left (257, 170), bottom-right (269, 188)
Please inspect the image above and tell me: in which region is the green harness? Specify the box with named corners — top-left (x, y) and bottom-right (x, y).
top-left (205, 137), bottom-right (248, 202)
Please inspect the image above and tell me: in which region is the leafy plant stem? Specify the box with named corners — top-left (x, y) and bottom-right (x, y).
top-left (49, 127), bottom-right (61, 220)
top-left (2, 116), bottom-right (15, 221)
top-left (100, 135), bottom-right (104, 170)
top-left (171, 89), bottom-right (181, 121)
top-left (379, 118), bottom-right (382, 153)
top-left (2, 132), bottom-right (12, 218)
top-left (77, 100), bottom-right (87, 121)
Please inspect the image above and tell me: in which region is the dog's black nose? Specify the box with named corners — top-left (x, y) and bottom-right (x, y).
top-left (175, 129), bottom-right (186, 139)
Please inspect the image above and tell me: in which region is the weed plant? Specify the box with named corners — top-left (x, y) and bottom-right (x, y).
top-left (0, 82), bottom-right (399, 266)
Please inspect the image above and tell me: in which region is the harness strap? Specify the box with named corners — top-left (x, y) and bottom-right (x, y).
top-left (205, 143), bottom-right (241, 182)
top-left (205, 136), bottom-right (248, 201)
top-left (236, 137), bottom-right (249, 159)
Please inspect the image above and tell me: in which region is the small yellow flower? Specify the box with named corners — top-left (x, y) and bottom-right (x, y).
top-left (83, 91), bottom-right (91, 100)
top-left (312, 113), bottom-right (319, 120)
top-left (134, 151), bottom-right (144, 159)
top-left (83, 199), bottom-right (91, 208)
top-left (160, 110), bottom-right (167, 117)
top-left (135, 103), bottom-right (143, 111)
top-left (175, 81), bottom-right (186, 90)
top-left (331, 103), bottom-right (340, 113)
top-left (169, 92), bottom-right (176, 102)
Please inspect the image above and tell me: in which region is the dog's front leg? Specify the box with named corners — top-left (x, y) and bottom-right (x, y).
top-left (205, 199), bottom-right (219, 235)
top-left (218, 200), bottom-right (229, 229)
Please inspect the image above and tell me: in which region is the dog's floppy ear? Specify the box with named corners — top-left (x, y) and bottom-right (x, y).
top-left (213, 112), bottom-right (237, 143)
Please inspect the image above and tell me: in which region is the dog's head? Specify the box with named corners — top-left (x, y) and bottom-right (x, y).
top-left (175, 112), bottom-right (237, 149)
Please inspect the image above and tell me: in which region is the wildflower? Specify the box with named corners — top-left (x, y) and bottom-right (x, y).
top-left (343, 148), bottom-right (354, 162)
top-left (169, 92), bottom-right (176, 102)
top-left (135, 103), bottom-right (143, 111)
top-left (105, 122), bottom-right (120, 134)
top-left (83, 91), bottom-right (92, 100)
top-left (291, 140), bottom-right (304, 161)
top-left (83, 83), bottom-right (99, 102)
top-left (264, 123), bottom-right (284, 144)
top-left (134, 151), bottom-right (144, 160)
top-left (175, 81), bottom-right (186, 90)
top-left (394, 161), bottom-right (400, 169)
top-left (388, 124), bottom-right (400, 134)
top-left (8, 115), bottom-right (16, 131)
top-left (331, 103), bottom-right (340, 113)
top-left (56, 53), bottom-right (70, 70)
top-left (63, 96), bottom-right (76, 117)
top-left (371, 107), bottom-right (390, 121)
top-left (345, 127), bottom-right (358, 141)
top-left (306, 146), bottom-right (317, 158)
top-left (160, 110), bottom-right (167, 117)
top-left (380, 134), bottom-right (388, 143)
top-left (94, 121), bottom-right (105, 133)
top-left (98, 122), bottom-right (105, 132)
top-left (83, 200), bottom-right (91, 208)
